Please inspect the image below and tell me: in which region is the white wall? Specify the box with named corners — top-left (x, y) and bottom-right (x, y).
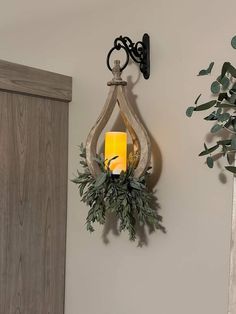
top-left (0, 0), bottom-right (235, 313)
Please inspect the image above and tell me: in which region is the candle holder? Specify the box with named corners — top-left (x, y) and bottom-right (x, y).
top-left (72, 34), bottom-right (164, 241)
top-left (85, 59), bottom-right (151, 179)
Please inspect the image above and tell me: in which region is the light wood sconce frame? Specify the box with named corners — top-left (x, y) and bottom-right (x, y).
top-left (85, 34), bottom-right (151, 178)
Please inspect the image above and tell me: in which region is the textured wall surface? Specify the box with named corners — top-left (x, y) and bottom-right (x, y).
top-left (0, 1), bottom-right (235, 313)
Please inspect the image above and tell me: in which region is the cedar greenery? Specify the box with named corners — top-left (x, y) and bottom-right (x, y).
top-left (186, 35), bottom-right (236, 173)
top-left (72, 144), bottom-right (163, 241)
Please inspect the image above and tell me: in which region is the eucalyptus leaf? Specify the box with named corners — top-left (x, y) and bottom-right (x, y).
top-left (231, 36), bottom-right (236, 49)
top-left (199, 144), bottom-right (219, 156)
top-left (225, 166), bottom-right (236, 174)
top-left (211, 81), bottom-right (220, 94)
top-left (220, 62), bottom-right (231, 79)
top-left (218, 112), bottom-right (230, 122)
top-left (198, 69), bottom-right (207, 76)
top-left (220, 76), bottom-right (230, 89)
top-left (194, 100), bottom-right (216, 111)
top-left (204, 112), bottom-right (217, 121)
top-left (198, 62), bottom-right (214, 76)
top-left (210, 124), bottom-right (223, 133)
top-left (204, 112), bottom-right (217, 120)
top-left (186, 106), bottom-right (194, 117)
top-left (218, 92), bottom-right (229, 102)
top-left (215, 103), bottom-right (236, 109)
top-left (228, 64), bottom-right (236, 78)
top-left (224, 118), bottom-right (233, 129)
top-left (206, 156), bottom-right (214, 168)
top-left (217, 139), bottom-right (232, 146)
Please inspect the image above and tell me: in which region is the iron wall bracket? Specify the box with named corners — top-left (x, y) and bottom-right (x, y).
top-left (106, 33), bottom-right (150, 79)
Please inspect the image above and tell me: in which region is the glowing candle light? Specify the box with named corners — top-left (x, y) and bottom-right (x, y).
top-left (105, 132), bottom-right (127, 174)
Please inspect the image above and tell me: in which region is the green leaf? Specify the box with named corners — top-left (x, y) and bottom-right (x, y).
top-left (198, 62), bottom-right (214, 76)
top-left (206, 156), bottom-right (214, 168)
top-left (219, 76), bottom-right (230, 89)
top-left (198, 69), bottom-right (207, 76)
top-left (218, 93), bottom-right (229, 102)
top-left (218, 112), bottom-right (230, 122)
top-left (211, 81), bottom-right (220, 94)
top-left (199, 144), bottom-right (219, 156)
top-left (194, 100), bottom-right (216, 111)
top-left (216, 103), bottom-right (236, 109)
top-left (217, 139), bottom-right (231, 146)
top-left (74, 143), bottom-right (165, 241)
top-left (204, 112), bottom-right (217, 120)
top-left (231, 36), bottom-right (236, 49)
top-left (228, 64), bottom-right (236, 78)
top-left (186, 106), bottom-right (194, 117)
top-left (225, 166), bottom-right (236, 174)
top-left (94, 172), bottom-right (107, 188)
top-left (210, 124), bottom-right (223, 133)
top-left (221, 62), bottom-right (231, 79)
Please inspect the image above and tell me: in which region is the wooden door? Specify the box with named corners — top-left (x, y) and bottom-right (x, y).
top-left (0, 60), bottom-right (72, 314)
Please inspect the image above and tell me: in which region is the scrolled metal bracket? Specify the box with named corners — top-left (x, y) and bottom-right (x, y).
top-left (106, 33), bottom-right (150, 79)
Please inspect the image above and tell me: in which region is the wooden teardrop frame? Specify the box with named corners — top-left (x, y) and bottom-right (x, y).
top-left (85, 60), bottom-right (151, 178)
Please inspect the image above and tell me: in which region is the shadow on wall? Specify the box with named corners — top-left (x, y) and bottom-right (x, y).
top-left (101, 72), bottom-right (165, 247)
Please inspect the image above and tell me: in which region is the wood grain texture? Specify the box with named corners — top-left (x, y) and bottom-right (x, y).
top-left (85, 85), bottom-right (118, 177)
top-left (0, 59), bottom-right (72, 101)
top-left (0, 92), bottom-right (68, 314)
top-left (117, 85), bottom-right (151, 178)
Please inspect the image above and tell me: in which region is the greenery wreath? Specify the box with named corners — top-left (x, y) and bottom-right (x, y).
top-left (72, 144), bottom-right (164, 241)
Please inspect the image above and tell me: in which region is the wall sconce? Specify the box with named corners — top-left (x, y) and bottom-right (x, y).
top-left (86, 33), bottom-right (151, 178)
top-left (73, 34), bottom-right (164, 241)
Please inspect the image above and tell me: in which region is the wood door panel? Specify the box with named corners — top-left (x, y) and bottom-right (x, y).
top-left (0, 92), bottom-right (68, 314)
top-left (0, 59), bottom-right (72, 101)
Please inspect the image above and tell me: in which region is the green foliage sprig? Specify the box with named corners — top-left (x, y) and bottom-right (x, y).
top-left (72, 144), bottom-right (163, 241)
top-left (186, 35), bottom-right (236, 173)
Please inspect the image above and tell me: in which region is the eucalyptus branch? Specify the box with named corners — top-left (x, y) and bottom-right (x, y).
top-left (185, 35), bottom-right (236, 173)
top-left (72, 144), bottom-right (165, 241)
